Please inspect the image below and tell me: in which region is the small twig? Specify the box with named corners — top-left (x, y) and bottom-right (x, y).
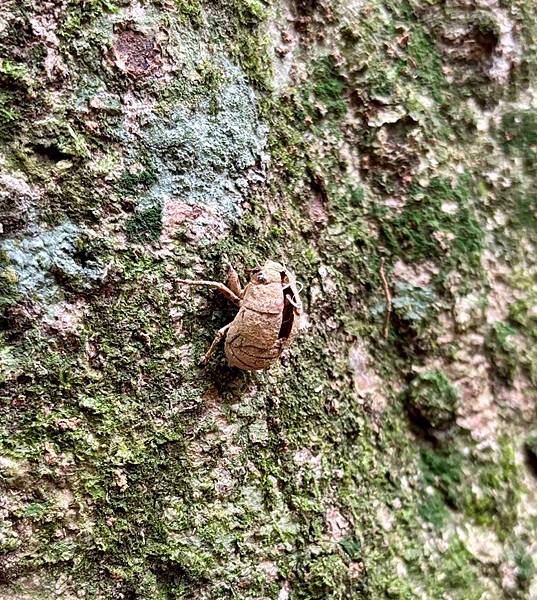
top-left (379, 258), bottom-right (392, 340)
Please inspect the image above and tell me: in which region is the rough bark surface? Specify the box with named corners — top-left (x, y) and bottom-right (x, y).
top-left (1, 1), bottom-right (536, 598)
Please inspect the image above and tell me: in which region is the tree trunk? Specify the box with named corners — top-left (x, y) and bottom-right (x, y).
top-left (1, 1), bottom-right (536, 598)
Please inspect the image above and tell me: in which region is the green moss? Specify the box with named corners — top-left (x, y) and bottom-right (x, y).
top-left (0, 51), bottom-right (43, 146)
top-left (486, 321), bottom-right (518, 382)
top-left (509, 189), bottom-right (537, 233)
top-left (515, 544), bottom-right (535, 592)
top-left (286, 553), bottom-right (360, 600)
top-left (10, 118), bottom-right (93, 169)
top-left (374, 177), bottom-right (484, 277)
top-left (420, 446), bottom-right (463, 506)
top-left (405, 370), bottom-right (459, 430)
top-left (399, 27), bottom-right (446, 104)
top-left (417, 446), bottom-right (464, 530)
top-left (473, 11), bottom-right (501, 37)
top-left (232, 0), bottom-right (267, 26)
top-left (463, 440), bottom-right (522, 540)
top-left (344, 0), bottom-right (452, 112)
top-left (419, 490), bottom-right (450, 528)
top-left (525, 433), bottom-right (537, 461)
top-left (0, 253), bottom-right (22, 313)
top-left (500, 110), bottom-right (537, 157)
top-left (172, 0), bottom-right (204, 26)
top-left (384, 576), bottom-right (416, 599)
top-left (118, 164), bottom-right (158, 196)
top-left (494, 112), bottom-right (537, 245)
top-left (439, 536), bottom-right (483, 598)
top-left (0, 91), bottom-right (19, 134)
top-left (509, 292), bottom-right (537, 333)
top-left (208, 0), bottom-right (272, 90)
top-left (58, 0), bottom-right (119, 42)
top-left (339, 538), bottom-right (362, 561)
top-left (2, 0), bottom-right (535, 597)
top-left (0, 53), bottom-right (38, 140)
top-left (306, 57), bottom-right (349, 119)
top-left (125, 205), bottom-right (163, 243)
top-left (22, 501), bottom-right (51, 520)
top-left (392, 524), bottom-right (484, 598)
top-left (493, 289), bottom-right (537, 385)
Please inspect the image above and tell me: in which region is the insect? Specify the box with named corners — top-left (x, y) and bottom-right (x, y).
top-left (178, 260), bottom-right (302, 370)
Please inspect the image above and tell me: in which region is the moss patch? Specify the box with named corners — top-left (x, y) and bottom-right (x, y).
top-left (374, 177), bottom-right (484, 278)
top-left (463, 440), bottom-right (522, 540)
top-left (405, 370), bottom-right (459, 431)
top-left (125, 205), bottom-right (163, 243)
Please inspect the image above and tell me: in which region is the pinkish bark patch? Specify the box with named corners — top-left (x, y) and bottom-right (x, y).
top-left (112, 28), bottom-right (162, 78)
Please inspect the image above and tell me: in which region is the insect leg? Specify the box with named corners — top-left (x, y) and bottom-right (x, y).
top-left (201, 322), bottom-right (232, 365)
top-left (177, 279), bottom-right (241, 306)
top-left (282, 284), bottom-right (302, 310)
top-left (224, 262), bottom-right (243, 299)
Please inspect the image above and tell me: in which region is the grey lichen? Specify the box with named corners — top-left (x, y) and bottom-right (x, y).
top-left (137, 60), bottom-right (268, 227)
top-left (1, 222), bottom-right (104, 303)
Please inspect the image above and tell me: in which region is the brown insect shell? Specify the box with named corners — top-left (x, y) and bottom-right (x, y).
top-left (224, 261), bottom-right (302, 371)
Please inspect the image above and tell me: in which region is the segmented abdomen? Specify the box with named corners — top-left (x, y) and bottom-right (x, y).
top-left (224, 306), bottom-right (290, 371)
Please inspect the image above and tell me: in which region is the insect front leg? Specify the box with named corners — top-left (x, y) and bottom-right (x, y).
top-left (224, 262), bottom-right (243, 299)
top-left (201, 322), bottom-right (232, 365)
top-left (177, 279), bottom-right (241, 306)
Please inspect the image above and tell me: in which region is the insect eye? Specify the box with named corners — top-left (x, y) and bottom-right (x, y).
top-left (256, 271), bottom-right (268, 283)
top-left (280, 271), bottom-right (289, 284)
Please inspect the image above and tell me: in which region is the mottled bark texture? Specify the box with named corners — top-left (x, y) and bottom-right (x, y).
top-left (1, 1), bottom-right (537, 598)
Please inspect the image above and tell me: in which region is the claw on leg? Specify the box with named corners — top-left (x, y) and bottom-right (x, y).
top-left (201, 322), bottom-right (232, 365)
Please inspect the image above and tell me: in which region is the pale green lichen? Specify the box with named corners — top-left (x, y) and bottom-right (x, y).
top-left (0, 222), bottom-right (104, 303)
top-left (138, 60), bottom-right (268, 221)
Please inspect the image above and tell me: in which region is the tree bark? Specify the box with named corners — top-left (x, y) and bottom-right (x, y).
top-left (1, 1), bottom-right (536, 598)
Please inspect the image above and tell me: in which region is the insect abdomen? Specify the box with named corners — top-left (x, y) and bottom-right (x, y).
top-left (225, 337), bottom-right (283, 370)
top-left (224, 307), bottom-right (284, 371)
